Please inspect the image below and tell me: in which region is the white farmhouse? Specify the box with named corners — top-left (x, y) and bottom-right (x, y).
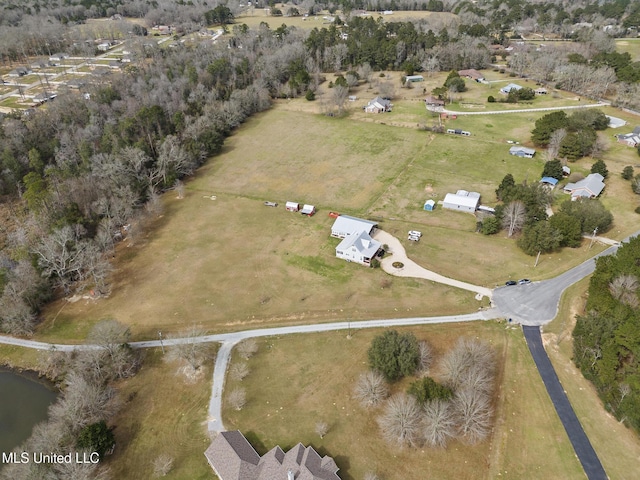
top-left (335, 230), bottom-right (381, 266)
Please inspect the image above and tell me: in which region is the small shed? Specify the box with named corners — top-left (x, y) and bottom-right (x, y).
top-left (285, 201), bottom-right (300, 212)
top-left (423, 199), bottom-right (436, 211)
top-left (300, 204), bottom-right (316, 216)
top-left (540, 177), bottom-right (559, 186)
top-left (606, 115), bottom-right (626, 129)
top-left (534, 88), bottom-right (548, 95)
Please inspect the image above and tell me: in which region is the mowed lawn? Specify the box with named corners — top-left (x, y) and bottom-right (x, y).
top-left (223, 322), bottom-right (585, 480)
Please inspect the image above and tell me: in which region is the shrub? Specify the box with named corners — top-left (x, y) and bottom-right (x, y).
top-left (622, 166), bottom-right (634, 180)
top-left (305, 89), bottom-right (315, 101)
top-left (635, 206), bottom-right (640, 214)
top-left (487, 95), bottom-right (495, 103)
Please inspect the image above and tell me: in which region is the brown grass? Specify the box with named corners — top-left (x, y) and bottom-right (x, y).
top-left (106, 348), bottom-right (214, 479)
top-left (223, 322), bottom-right (585, 480)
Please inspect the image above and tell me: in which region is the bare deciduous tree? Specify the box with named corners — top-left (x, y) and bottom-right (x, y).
top-left (502, 201), bottom-right (526, 237)
top-left (168, 326), bottom-right (214, 373)
top-left (152, 453), bottom-right (174, 477)
top-left (332, 85), bottom-right (349, 114)
top-left (417, 340), bottom-right (433, 375)
top-left (452, 389), bottom-right (492, 445)
top-left (228, 388), bottom-right (247, 411)
top-left (377, 393), bottom-right (422, 447)
top-left (237, 338), bottom-right (258, 359)
top-left (609, 274), bottom-right (639, 308)
top-left (422, 399), bottom-right (456, 448)
top-left (546, 128), bottom-right (566, 162)
top-left (440, 338), bottom-right (494, 391)
top-left (354, 370), bottom-right (389, 408)
top-left (315, 421), bottom-right (329, 439)
top-left (230, 362), bottom-right (250, 381)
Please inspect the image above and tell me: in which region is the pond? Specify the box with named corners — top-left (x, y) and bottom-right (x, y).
top-left (0, 369), bottom-right (58, 454)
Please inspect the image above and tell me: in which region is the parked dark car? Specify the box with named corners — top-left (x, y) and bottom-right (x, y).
top-left (505, 280), bottom-right (517, 286)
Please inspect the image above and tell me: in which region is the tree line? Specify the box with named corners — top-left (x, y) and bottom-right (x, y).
top-left (573, 236), bottom-right (640, 434)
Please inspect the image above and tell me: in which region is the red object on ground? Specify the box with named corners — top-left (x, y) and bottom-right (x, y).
top-left (328, 211), bottom-right (340, 218)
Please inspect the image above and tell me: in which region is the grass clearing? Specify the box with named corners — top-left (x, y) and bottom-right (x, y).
top-left (616, 38), bottom-right (640, 61)
top-left (223, 322), bottom-right (584, 480)
top-left (106, 348), bottom-right (215, 480)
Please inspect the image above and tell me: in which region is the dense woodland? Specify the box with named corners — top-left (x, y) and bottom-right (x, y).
top-left (573, 237), bottom-right (640, 434)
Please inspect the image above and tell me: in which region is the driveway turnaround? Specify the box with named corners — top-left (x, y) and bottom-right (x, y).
top-left (523, 326), bottom-right (608, 480)
top-left (374, 230), bottom-right (493, 299)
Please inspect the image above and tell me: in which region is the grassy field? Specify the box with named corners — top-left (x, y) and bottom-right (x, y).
top-left (36, 77), bottom-right (640, 341)
top-left (223, 322), bottom-right (586, 480)
top-left (235, 9), bottom-right (456, 30)
top-left (616, 38), bottom-right (640, 61)
top-left (106, 349), bottom-right (215, 480)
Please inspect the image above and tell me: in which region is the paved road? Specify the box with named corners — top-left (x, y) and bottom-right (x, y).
top-left (523, 326), bottom-right (608, 480)
top-left (428, 102), bottom-right (607, 116)
top-left (492, 243), bottom-right (621, 325)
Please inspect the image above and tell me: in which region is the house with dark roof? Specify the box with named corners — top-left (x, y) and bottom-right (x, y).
top-left (205, 430), bottom-right (341, 480)
top-left (424, 95), bottom-right (445, 108)
top-left (616, 127), bottom-right (640, 147)
top-left (364, 96), bottom-right (392, 113)
top-left (458, 69), bottom-right (485, 82)
top-left (563, 173), bottom-right (605, 199)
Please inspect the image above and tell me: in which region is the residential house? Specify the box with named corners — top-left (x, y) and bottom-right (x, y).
top-left (442, 191), bottom-right (480, 213)
top-left (424, 95), bottom-right (445, 108)
top-left (616, 127), bottom-right (640, 147)
top-left (563, 173), bottom-right (605, 199)
top-left (458, 69), bottom-right (485, 82)
top-left (7, 67), bottom-right (30, 77)
top-left (330, 215), bottom-right (377, 239)
top-left (509, 146), bottom-right (536, 158)
top-left (49, 53), bottom-right (68, 62)
top-left (335, 230), bottom-right (381, 266)
top-left (500, 83), bottom-right (522, 94)
top-left (364, 96), bottom-right (392, 113)
top-left (204, 430), bottom-right (341, 480)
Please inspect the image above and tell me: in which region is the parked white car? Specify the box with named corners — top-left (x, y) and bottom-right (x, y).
top-left (408, 230), bottom-right (422, 237)
top-left (408, 235), bottom-right (420, 242)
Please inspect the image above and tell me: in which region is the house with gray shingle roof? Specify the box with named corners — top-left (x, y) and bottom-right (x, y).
top-left (335, 229), bottom-right (381, 266)
top-left (563, 173), bottom-right (605, 199)
top-left (616, 126), bottom-right (640, 147)
top-left (364, 96), bottom-right (392, 113)
top-left (205, 431), bottom-right (341, 480)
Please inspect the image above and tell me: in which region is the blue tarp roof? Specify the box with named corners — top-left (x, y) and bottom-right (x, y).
top-left (540, 177), bottom-right (559, 185)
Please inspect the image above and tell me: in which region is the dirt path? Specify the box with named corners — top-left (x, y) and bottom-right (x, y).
top-left (373, 230), bottom-right (493, 299)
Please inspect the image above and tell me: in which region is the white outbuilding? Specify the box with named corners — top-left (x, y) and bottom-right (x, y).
top-left (330, 215), bottom-right (377, 239)
top-left (442, 191), bottom-right (480, 213)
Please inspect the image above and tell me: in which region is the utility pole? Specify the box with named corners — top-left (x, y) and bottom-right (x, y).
top-left (534, 250), bottom-right (541, 267)
top-left (589, 227), bottom-right (598, 250)
top-left (158, 330), bottom-right (165, 354)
